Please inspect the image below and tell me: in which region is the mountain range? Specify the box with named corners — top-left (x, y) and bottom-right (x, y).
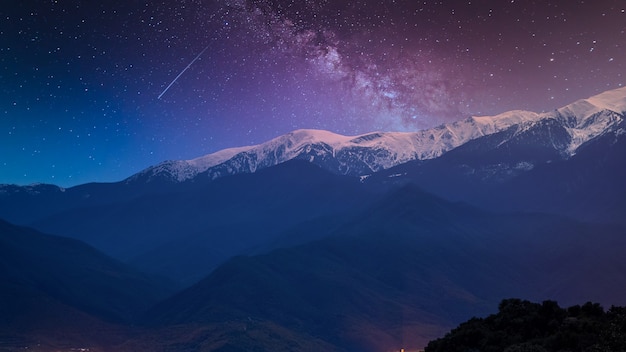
top-left (1, 87), bottom-right (625, 351)
top-left (142, 184), bottom-right (626, 351)
top-left (130, 86), bottom-right (626, 183)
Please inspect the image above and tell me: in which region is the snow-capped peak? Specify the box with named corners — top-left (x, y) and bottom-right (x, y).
top-left (586, 86), bottom-right (626, 113)
top-left (554, 86), bottom-right (626, 152)
top-left (187, 145), bottom-right (255, 169)
top-left (471, 110), bottom-right (540, 133)
top-left (132, 87), bottom-right (626, 183)
top-left (557, 86), bottom-right (626, 126)
top-left (276, 129), bottom-right (353, 147)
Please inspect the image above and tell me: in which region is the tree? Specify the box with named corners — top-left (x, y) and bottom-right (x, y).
top-left (425, 299), bottom-right (625, 352)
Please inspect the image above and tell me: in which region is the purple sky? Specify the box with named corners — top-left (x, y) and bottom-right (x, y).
top-left (1, 0), bottom-right (624, 186)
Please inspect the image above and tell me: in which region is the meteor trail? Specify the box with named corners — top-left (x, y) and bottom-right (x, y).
top-left (158, 44), bottom-right (211, 100)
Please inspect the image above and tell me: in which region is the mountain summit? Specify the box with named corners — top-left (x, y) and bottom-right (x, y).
top-left (130, 87), bottom-right (626, 183)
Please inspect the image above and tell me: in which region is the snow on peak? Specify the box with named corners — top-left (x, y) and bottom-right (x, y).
top-left (586, 86), bottom-right (626, 113)
top-left (131, 145), bottom-right (255, 182)
top-left (283, 129), bottom-right (353, 146)
top-left (557, 86), bottom-right (626, 124)
top-left (242, 129), bottom-right (425, 172)
top-left (472, 110), bottom-right (540, 133)
top-left (187, 146), bottom-right (254, 170)
top-left (554, 86), bottom-right (626, 153)
top-left (260, 129), bottom-right (353, 151)
top-left (133, 87), bottom-right (626, 183)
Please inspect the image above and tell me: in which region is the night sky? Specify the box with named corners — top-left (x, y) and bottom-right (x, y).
top-left (2, 0), bottom-right (624, 187)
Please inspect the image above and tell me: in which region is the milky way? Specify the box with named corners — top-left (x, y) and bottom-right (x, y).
top-left (1, 0), bottom-right (624, 186)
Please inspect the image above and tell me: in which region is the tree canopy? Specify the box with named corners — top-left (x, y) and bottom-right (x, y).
top-left (425, 299), bottom-right (626, 352)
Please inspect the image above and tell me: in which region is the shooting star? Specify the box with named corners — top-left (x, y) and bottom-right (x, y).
top-left (158, 44), bottom-right (211, 100)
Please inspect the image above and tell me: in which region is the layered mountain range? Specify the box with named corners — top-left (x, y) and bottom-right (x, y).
top-left (1, 87), bottom-right (625, 351)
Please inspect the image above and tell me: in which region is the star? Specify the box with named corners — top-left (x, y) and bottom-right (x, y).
top-left (0, 0), bottom-right (624, 186)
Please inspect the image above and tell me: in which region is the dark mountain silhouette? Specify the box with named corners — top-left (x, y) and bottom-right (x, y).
top-left (0, 178), bottom-right (182, 226)
top-left (370, 117), bottom-right (626, 225)
top-left (483, 119), bottom-right (626, 224)
top-left (143, 185), bottom-right (626, 351)
top-left (23, 161), bottom-right (382, 285)
top-left (0, 218), bottom-right (173, 350)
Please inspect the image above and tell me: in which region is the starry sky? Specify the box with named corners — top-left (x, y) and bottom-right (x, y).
top-left (2, 0), bottom-right (625, 187)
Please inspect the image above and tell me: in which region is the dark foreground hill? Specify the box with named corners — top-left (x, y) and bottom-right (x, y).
top-left (0, 219), bottom-right (173, 351)
top-left (143, 185), bottom-right (626, 352)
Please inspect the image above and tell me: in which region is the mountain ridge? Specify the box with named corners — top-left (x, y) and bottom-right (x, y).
top-left (0, 87), bottom-right (623, 190)
top-left (128, 86), bottom-right (626, 184)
